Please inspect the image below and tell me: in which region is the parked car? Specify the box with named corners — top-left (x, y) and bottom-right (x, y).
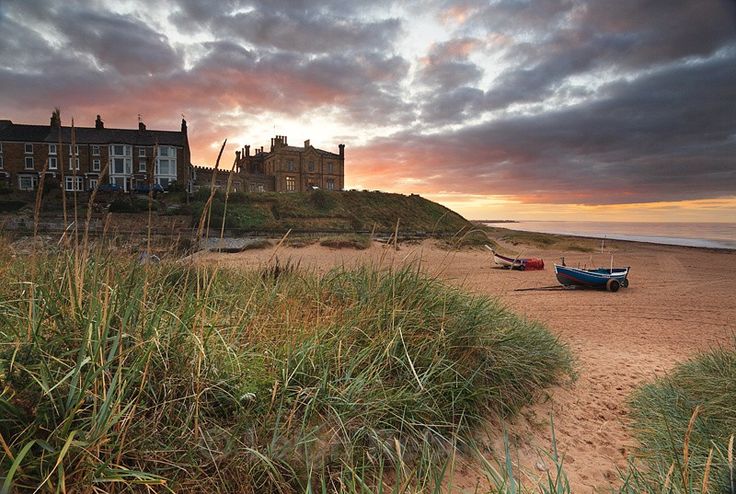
top-left (96, 183), bottom-right (123, 193)
top-left (132, 183), bottom-right (165, 194)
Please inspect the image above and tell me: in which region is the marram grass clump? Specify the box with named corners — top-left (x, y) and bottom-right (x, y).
top-left (0, 251), bottom-right (572, 492)
top-left (628, 344), bottom-right (736, 493)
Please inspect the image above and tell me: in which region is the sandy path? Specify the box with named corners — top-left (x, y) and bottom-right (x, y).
top-left (196, 240), bottom-right (736, 491)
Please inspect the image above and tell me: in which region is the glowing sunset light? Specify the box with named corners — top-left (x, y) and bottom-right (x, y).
top-left (1, 0), bottom-right (734, 222)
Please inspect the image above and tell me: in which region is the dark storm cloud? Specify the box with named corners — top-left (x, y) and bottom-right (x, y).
top-left (354, 49), bottom-right (736, 204)
top-left (171, 0), bottom-right (401, 54)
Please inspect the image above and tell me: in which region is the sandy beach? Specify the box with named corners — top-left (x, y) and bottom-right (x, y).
top-left (196, 237), bottom-right (736, 491)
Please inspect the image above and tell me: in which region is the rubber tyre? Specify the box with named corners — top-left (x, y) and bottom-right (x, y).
top-left (621, 278), bottom-right (629, 288)
top-left (518, 264), bottom-right (526, 271)
top-left (606, 279), bottom-right (620, 292)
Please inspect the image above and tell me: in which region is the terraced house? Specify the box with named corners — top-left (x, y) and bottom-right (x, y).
top-left (0, 111), bottom-right (191, 193)
top-left (194, 135), bottom-right (345, 193)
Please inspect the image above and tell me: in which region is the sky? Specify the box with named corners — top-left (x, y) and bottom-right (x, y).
top-left (1, 0), bottom-right (735, 222)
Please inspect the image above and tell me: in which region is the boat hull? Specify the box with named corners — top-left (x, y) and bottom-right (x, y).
top-left (493, 252), bottom-right (544, 270)
top-left (554, 265), bottom-right (629, 289)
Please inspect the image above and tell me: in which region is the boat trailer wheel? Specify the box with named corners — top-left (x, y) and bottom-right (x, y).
top-left (606, 279), bottom-right (620, 292)
top-left (621, 278), bottom-right (629, 288)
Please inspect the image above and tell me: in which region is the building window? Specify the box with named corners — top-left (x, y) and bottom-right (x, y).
top-left (287, 160), bottom-right (295, 171)
top-left (65, 176), bottom-right (83, 191)
top-left (18, 175), bottom-right (38, 190)
top-left (111, 144), bottom-right (131, 157)
top-left (327, 162), bottom-right (333, 173)
top-left (25, 143), bottom-right (33, 154)
top-left (327, 179), bottom-right (335, 191)
top-left (88, 178), bottom-right (98, 191)
top-left (110, 144), bottom-right (133, 191)
top-left (25, 156), bottom-right (34, 169)
top-left (92, 159), bottom-right (101, 171)
top-left (68, 157), bottom-right (80, 170)
top-left (139, 159), bottom-right (147, 172)
top-left (285, 176), bottom-right (295, 192)
top-left (155, 147), bottom-right (177, 187)
top-left (139, 147), bottom-right (147, 157)
top-left (48, 156), bottom-right (58, 170)
top-left (48, 143), bottom-right (57, 155)
top-left (308, 161), bottom-right (315, 172)
top-left (68, 145), bottom-right (79, 156)
top-left (91, 145), bottom-right (100, 156)
top-left (0, 154), bottom-right (4, 169)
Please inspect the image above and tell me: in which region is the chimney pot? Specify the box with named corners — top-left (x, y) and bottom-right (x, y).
top-left (304, 139), bottom-right (310, 148)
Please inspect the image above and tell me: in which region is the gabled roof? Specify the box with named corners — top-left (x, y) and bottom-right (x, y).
top-left (0, 121), bottom-right (187, 147)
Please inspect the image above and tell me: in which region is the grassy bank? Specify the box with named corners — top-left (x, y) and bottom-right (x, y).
top-left (0, 246), bottom-right (572, 492)
top-left (628, 344), bottom-right (735, 492)
top-left (192, 189), bottom-right (471, 234)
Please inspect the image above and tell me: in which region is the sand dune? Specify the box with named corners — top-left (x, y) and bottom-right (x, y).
top-left (197, 238), bottom-right (735, 491)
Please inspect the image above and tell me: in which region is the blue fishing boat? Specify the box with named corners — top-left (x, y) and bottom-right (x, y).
top-left (554, 263), bottom-right (630, 292)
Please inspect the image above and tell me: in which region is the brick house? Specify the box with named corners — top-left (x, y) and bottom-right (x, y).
top-left (194, 135), bottom-right (344, 193)
top-left (0, 111), bottom-right (192, 193)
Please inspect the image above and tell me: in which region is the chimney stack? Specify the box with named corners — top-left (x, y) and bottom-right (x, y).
top-left (270, 138), bottom-right (275, 151)
top-left (245, 145), bottom-right (250, 157)
top-left (304, 139), bottom-right (310, 149)
top-left (139, 121), bottom-right (146, 131)
top-left (338, 144), bottom-right (345, 158)
top-left (50, 109), bottom-right (61, 128)
top-left (181, 118), bottom-right (187, 134)
top-left (95, 115), bottom-right (104, 129)
top-left (235, 150), bottom-right (241, 161)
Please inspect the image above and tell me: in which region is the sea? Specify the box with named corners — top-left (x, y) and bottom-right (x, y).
top-left (482, 221), bottom-right (736, 250)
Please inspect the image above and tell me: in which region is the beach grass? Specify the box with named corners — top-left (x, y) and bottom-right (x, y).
top-left (0, 240), bottom-right (573, 492)
top-left (319, 233), bottom-right (372, 249)
top-left (627, 344), bottom-right (736, 492)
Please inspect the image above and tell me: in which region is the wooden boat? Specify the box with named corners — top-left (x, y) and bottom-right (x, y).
top-left (485, 246), bottom-right (544, 270)
top-left (554, 264), bottom-right (630, 291)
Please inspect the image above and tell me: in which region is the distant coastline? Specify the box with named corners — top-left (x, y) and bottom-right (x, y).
top-left (483, 220), bottom-right (736, 250)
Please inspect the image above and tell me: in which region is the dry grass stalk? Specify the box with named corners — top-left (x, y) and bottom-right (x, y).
top-left (196, 139), bottom-right (227, 244)
top-left (218, 158), bottom-right (237, 248)
top-left (682, 405), bottom-right (701, 488)
top-left (701, 447), bottom-right (714, 493)
top-left (33, 157), bottom-right (49, 239)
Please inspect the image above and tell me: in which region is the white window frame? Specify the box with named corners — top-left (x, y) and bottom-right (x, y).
top-left (139, 159), bottom-right (147, 172)
top-left (285, 176), bottom-right (295, 192)
top-left (25, 156), bottom-right (34, 170)
top-left (88, 178), bottom-right (98, 191)
top-left (48, 143), bottom-right (57, 155)
top-left (48, 156), bottom-right (58, 170)
top-left (92, 159), bottom-right (101, 171)
top-left (68, 145), bottom-right (79, 156)
top-left (139, 147), bottom-right (147, 157)
top-left (155, 146), bottom-right (177, 188)
top-left (109, 144), bottom-right (133, 191)
top-left (65, 176), bottom-right (83, 192)
top-left (18, 175), bottom-right (38, 191)
top-left (0, 154), bottom-right (4, 170)
top-left (25, 143), bottom-right (33, 154)
top-left (68, 157), bottom-right (80, 171)
top-left (91, 145), bottom-right (100, 156)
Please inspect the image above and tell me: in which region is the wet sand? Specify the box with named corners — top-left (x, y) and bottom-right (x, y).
top-left (195, 238), bottom-right (735, 491)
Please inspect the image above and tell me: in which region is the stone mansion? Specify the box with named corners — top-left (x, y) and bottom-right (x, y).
top-left (193, 135), bottom-right (345, 193)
